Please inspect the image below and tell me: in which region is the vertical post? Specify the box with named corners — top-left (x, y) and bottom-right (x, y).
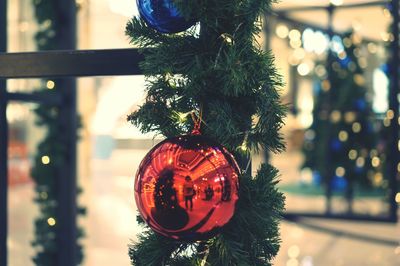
top-left (0, 0), bottom-right (7, 265)
top-left (56, 0), bottom-right (77, 265)
top-left (389, 0), bottom-right (399, 222)
top-left (324, 4), bottom-right (335, 215)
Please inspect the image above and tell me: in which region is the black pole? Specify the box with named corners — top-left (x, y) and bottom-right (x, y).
top-left (0, 0), bottom-right (7, 265)
top-left (56, 1), bottom-right (78, 265)
top-left (324, 4), bottom-right (335, 215)
top-left (388, 0), bottom-right (399, 222)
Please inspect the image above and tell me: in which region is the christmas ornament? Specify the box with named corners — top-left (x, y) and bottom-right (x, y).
top-left (134, 134), bottom-right (240, 240)
top-left (136, 0), bottom-right (195, 33)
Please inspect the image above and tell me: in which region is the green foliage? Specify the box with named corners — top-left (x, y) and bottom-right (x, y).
top-left (126, 0), bottom-right (285, 265)
top-left (30, 0), bottom-right (85, 265)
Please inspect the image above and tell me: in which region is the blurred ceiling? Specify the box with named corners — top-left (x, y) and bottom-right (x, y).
top-left (273, 0), bottom-right (392, 41)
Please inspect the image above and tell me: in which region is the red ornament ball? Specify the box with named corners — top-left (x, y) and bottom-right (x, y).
top-left (134, 134), bottom-right (240, 240)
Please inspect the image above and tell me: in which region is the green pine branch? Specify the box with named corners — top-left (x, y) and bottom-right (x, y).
top-left (30, 0), bottom-right (86, 265)
top-left (126, 1), bottom-right (285, 264)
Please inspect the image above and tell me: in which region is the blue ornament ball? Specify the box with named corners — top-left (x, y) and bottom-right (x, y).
top-left (136, 0), bottom-right (195, 33)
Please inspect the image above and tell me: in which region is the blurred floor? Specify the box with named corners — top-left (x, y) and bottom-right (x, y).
top-left (8, 148), bottom-right (400, 266)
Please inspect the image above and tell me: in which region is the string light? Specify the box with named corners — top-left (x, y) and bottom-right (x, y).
top-left (384, 118), bottom-right (391, 127)
top-left (41, 155), bottom-right (50, 165)
top-left (290, 39), bottom-right (302, 49)
top-left (358, 58), bottom-right (368, 69)
top-left (353, 74), bottom-right (365, 86)
top-left (46, 80), bottom-right (55, 89)
top-left (336, 167), bottom-right (345, 177)
top-left (373, 173), bottom-right (383, 186)
top-left (330, 111), bottom-right (341, 123)
top-left (297, 63), bottom-right (310, 76)
top-left (383, 8), bottom-right (391, 18)
top-left (288, 245), bottom-right (300, 258)
top-left (348, 150), bottom-right (357, 160)
top-left (289, 29), bottom-right (301, 40)
top-left (371, 157), bottom-right (380, 168)
top-left (387, 110), bottom-right (395, 120)
top-left (367, 43), bottom-right (378, 54)
top-left (338, 131), bottom-right (348, 142)
top-left (344, 112), bottom-right (356, 123)
top-left (47, 217), bottom-right (56, 226)
top-left (321, 80), bottom-right (331, 92)
top-left (276, 24), bottom-right (289, 39)
top-left (315, 65), bottom-right (327, 78)
top-left (40, 192), bottom-right (48, 200)
top-left (352, 122), bottom-right (361, 133)
top-left (343, 37), bottom-right (352, 48)
top-left (356, 157), bottom-right (365, 167)
top-left (286, 258), bottom-right (299, 266)
top-left (369, 149), bottom-right (378, 158)
top-left (330, 0), bottom-right (343, 6)
top-left (293, 48), bottom-right (305, 60)
top-left (396, 193), bottom-right (400, 204)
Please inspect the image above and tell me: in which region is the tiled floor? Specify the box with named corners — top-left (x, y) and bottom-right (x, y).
top-left (8, 149), bottom-right (400, 266)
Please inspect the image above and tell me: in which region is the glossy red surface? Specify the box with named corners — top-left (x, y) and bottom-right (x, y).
top-left (134, 134), bottom-right (240, 240)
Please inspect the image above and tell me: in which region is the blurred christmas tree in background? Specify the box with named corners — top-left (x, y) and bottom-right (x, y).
top-left (30, 0), bottom-right (85, 265)
top-left (303, 31), bottom-right (383, 214)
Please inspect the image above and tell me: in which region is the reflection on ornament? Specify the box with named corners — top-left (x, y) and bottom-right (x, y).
top-left (134, 134), bottom-right (240, 240)
top-left (136, 0), bottom-right (196, 33)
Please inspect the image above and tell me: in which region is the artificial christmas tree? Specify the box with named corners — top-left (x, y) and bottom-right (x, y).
top-left (303, 31), bottom-right (379, 214)
top-left (126, 0), bottom-right (285, 265)
top-left (31, 1), bottom-right (85, 264)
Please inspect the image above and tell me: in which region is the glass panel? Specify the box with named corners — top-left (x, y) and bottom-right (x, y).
top-left (77, 0), bottom-right (138, 49)
top-left (7, 101), bottom-right (43, 266)
top-left (77, 76), bottom-right (147, 265)
top-left (8, 0), bottom-right (37, 52)
top-left (270, 5), bottom-right (393, 217)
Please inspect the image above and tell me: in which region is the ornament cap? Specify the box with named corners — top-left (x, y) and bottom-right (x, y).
top-left (191, 128), bottom-right (201, 135)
